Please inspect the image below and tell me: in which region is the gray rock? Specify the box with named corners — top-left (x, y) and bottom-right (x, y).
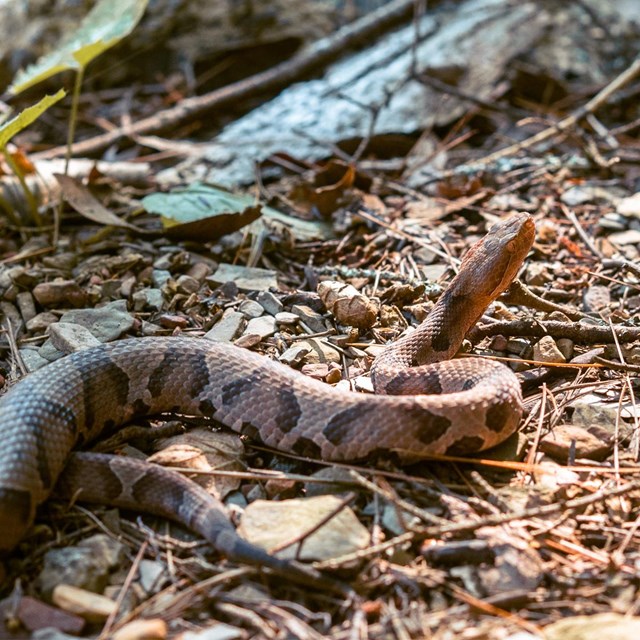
top-left (532, 336), bottom-right (566, 364)
top-left (179, 622), bottom-right (244, 640)
top-left (151, 269), bottom-right (171, 288)
top-left (60, 300), bottom-right (135, 342)
top-left (19, 347), bottom-right (50, 371)
top-left (279, 343), bottom-right (312, 366)
top-left (138, 559), bottom-right (168, 594)
top-left (583, 285), bottom-right (611, 313)
top-left (291, 304), bottom-right (328, 333)
top-left (37, 534), bottom-right (124, 601)
top-left (238, 495), bottom-right (369, 561)
top-left (16, 291), bottom-right (36, 323)
top-left (242, 315), bottom-right (276, 339)
top-left (256, 290), bottom-right (283, 315)
top-left (238, 299), bottom-right (264, 318)
top-left (131, 288), bottom-right (164, 311)
top-left (208, 263), bottom-right (278, 292)
top-left (48, 322), bottom-right (102, 353)
top-left (275, 311), bottom-right (299, 325)
top-left (204, 310), bottom-right (245, 343)
top-left (176, 274), bottom-right (200, 294)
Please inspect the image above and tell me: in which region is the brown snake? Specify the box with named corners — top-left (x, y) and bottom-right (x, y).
top-left (0, 212), bottom-right (534, 588)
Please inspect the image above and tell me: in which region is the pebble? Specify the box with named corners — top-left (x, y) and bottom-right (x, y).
top-left (208, 263), bottom-right (278, 292)
top-left (582, 285), bottom-right (611, 313)
top-left (556, 337), bottom-right (574, 360)
top-left (279, 343), bottom-right (312, 365)
top-left (151, 269), bottom-right (172, 288)
top-left (59, 300), bottom-right (135, 342)
top-left (242, 315), bottom-right (276, 338)
top-left (52, 584), bottom-right (116, 622)
top-left (291, 304), bottom-right (328, 333)
top-left (48, 322), bottom-right (102, 353)
top-left (112, 619), bottom-right (168, 640)
top-left (179, 622), bottom-right (244, 640)
top-left (37, 534), bottom-right (125, 601)
top-left (132, 287), bottom-right (164, 311)
top-left (0, 301), bottom-right (23, 333)
top-left (15, 596), bottom-right (85, 635)
top-left (525, 262), bottom-right (551, 286)
top-left (187, 261), bottom-right (212, 282)
top-left (16, 291), bottom-right (36, 322)
top-left (256, 290), bottom-right (283, 315)
top-left (506, 337), bottom-right (530, 357)
top-left (138, 559), bottom-right (168, 594)
top-left (275, 311), bottom-right (299, 325)
top-left (19, 347), bottom-right (50, 371)
top-left (545, 613), bottom-right (640, 640)
top-left (540, 424), bottom-right (613, 462)
top-left (176, 274), bottom-right (200, 294)
top-left (238, 299), bottom-right (264, 318)
top-left (33, 280), bottom-right (87, 308)
top-left (238, 495), bottom-right (370, 561)
top-left (532, 336), bottom-right (566, 364)
top-left (609, 229), bottom-right (640, 245)
top-left (204, 309), bottom-right (245, 342)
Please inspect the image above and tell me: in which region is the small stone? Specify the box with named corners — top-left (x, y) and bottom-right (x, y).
top-left (489, 335), bottom-right (508, 352)
top-left (157, 314), bottom-right (189, 329)
top-left (112, 619), bottom-right (168, 640)
top-left (19, 347), bottom-right (50, 371)
top-left (506, 337), bottom-right (530, 357)
top-left (242, 315), bottom-right (276, 339)
top-left (204, 310), bottom-right (245, 342)
top-left (153, 254), bottom-right (173, 270)
top-left (138, 559), bottom-right (168, 594)
top-left (545, 613), bottom-right (640, 640)
top-left (132, 288), bottom-right (164, 311)
top-left (208, 263), bottom-right (278, 292)
top-left (151, 269), bottom-right (172, 288)
top-left (179, 622), bottom-right (244, 640)
top-left (556, 338), bottom-right (574, 360)
top-left (609, 229), bottom-right (640, 245)
top-left (301, 363), bottom-right (331, 380)
top-left (16, 291), bottom-right (36, 323)
top-left (256, 290), bottom-right (283, 315)
top-left (275, 311), bottom-right (299, 325)
top-left (238, 299), bottom-right (264, 318)
top-left (37, 534), bottom-right (125, 601)
top-left (48, 322), bottom-right (102, 353)
top-left (540, 424), bottom-right (613, 462)
top-left (533, 336), bottom-right (566, 364)
top-left (279, 343), bottom-right (312, 366)
top-left (238, 495), bottom-right (370, 561)
top-left (187, 262), bottom-right (212, 282)
top-left (525, 262), bottom-right (551, 286)
top-left (325, 367), bottom-right (342, 384)
top-left (52, 584), bottom-right (116, 622)
top-left (571, 399), bottom-right (619, 433)
top-left (583, 285), bottom-right (611, 313)
top-left (547, 310), bottom-right (571, 322)
top-left (16, 596), bottom-right (85, 634)
top-left (33, 280), bottom-right (87, 308)
top-left (234, 333), bottom-right (262, 348)
top-left (176, 274), bottom-right (200, 294)
top-left (291, 304), bottom-right (328, 333)
top-left (305, 467), bottom-right (354, 498)
top-left (508, 356), bottom-right (529, 372)
top-left (59, 300), bottom-right (135, 342)
top-left (26, 312), bottom-right (59, 333)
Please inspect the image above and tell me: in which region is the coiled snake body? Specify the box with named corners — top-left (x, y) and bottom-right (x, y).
top-left (0, 213), bottom-right (534, 586)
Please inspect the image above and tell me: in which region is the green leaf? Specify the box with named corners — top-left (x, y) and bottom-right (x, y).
top-left (0, 90), bottom-right (66, 148)
top-left (10, 0), bottom-right (149, 94)
top-left (142, 183), bottom-right (333, 242)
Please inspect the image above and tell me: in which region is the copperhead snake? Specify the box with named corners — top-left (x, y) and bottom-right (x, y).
top-left (0, 212), bottom-right (534, 588)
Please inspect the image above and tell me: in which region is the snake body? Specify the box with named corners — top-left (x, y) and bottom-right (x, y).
top-left (0, 212), bottom-right (534, 584)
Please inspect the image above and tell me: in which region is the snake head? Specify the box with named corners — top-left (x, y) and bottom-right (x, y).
top-left (459, 212), bottom-right (535, 301)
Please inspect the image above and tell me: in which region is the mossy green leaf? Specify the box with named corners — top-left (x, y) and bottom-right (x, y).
top-left (0, 90), bottom-right (66, 148)
top-left (142, 183), bottom-right (332, 241)
top-left (10, 0), bottom-right (149, 94)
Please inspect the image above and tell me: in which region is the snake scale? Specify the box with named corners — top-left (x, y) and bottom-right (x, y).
top-left (0, 212), bottom-right (534, 588)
